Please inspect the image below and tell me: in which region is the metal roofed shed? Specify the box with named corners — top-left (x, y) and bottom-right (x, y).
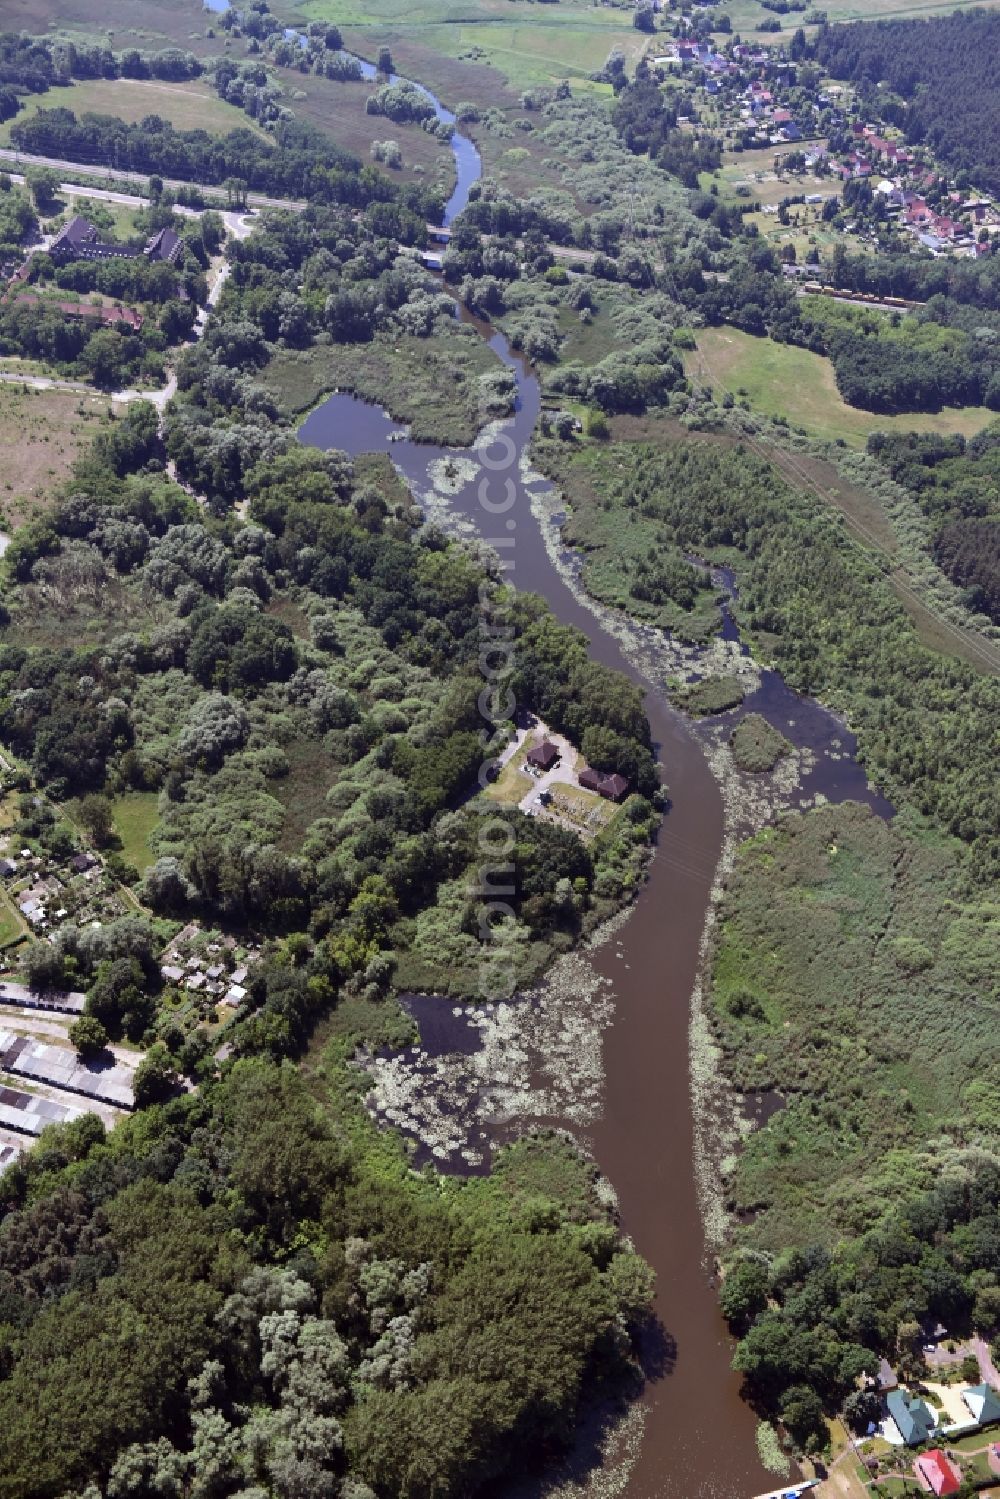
top-left (0, 1029), bottom-right (135, 1110)
top-left (0, 980), bottom-right (86, 1015)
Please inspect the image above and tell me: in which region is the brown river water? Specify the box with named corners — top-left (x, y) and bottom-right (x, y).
top-left (295, 62), bottom-right (893, 1495)
top-left (299, 324), bottom-right (881, 1495)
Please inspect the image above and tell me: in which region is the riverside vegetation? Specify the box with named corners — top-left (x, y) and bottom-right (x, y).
top-left (537, 421), bottom-right (1000, 1452)
top-left (2, 3), bottom-right (1000, 1483)
top-left (0, 148), bottom-right (665, 1493)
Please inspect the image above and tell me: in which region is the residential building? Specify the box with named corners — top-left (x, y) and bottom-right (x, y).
top-left (886, 1388), bottom-right (937, 1446)
top-left (526, 740), bottom-right (559, 772)
top-left (913, 1449), bottom-right (960, 1497)
top-left (962, 1383), bottom-right (1000, 1428)
top-left (578, 767), bottom-right (629, 801)
top-left (50, 215), bottom-right (184, 265)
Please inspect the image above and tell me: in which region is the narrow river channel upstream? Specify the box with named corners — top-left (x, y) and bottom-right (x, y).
top-left (277, 32), bottom-right (892, 1498)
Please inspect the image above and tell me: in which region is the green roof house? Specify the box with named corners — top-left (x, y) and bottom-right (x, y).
top-left (963, 1384), bottom-right (1000, 1428)
top-left (887, 1389), bottom-right (937, 1446)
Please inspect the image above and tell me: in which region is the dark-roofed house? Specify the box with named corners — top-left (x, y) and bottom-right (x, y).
top-left (887, 1389), bottom-right (937, 1446)
top-left (49, 216), bottom-right (184, 267)
top-left (578, 767), bottom-right (629, 802)
top-left (877, 1358), bottom-right (899, 1393)
top-left (144, 226), bottom-right (183, 264)
top-left (526, 740), bottom-right (559, 772)
top-left (962, 1383), bottom-right (1000, 1428)
top-left (50, 216), bottom-right (143, 263)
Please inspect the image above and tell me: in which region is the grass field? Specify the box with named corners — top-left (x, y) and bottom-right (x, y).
top-left (286, 0), bottom-right (649, 92)
top-left (109, 792), bottom-right (161, 874)
top-left (719, 0), bottom-right (1000, 36)
top-left (0, 0), bottom-right (220, 54)
top-left (482, 743), bottom-right (534, 808)
top-left (0, 76), bottom-right (265, 146)
top-left (686, 327), bottom-right (994, 448)
top-left (0, 890), bottom-right (25, 949)
top-left (271, 66), bottom-right (454, 188)
top-left (0, 385), bottom-right (113, 532)
top-left (50, 194), bottom-right (146, 241)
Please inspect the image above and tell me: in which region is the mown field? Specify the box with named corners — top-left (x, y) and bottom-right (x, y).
top-left (0, 385), bottom-right (113, 532)
top-left (686, 327), bottom-right (994, 447)
top-left (0, 75), bottom-right (267, 146)
top-left (109, 792), bottom-right (161, 875)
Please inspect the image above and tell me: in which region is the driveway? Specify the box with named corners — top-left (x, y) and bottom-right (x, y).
top-left (972, 1335), bottom-right (1000, 1391)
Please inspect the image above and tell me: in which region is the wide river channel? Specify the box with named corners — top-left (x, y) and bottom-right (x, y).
top-left (283, 33), bottom-right (891, 1498)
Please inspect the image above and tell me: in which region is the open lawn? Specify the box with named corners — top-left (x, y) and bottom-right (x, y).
top-left (0, 384), bottom-right (113, 532)
top-left (482, 743), bottom-right (533, 809)
top-left (109, 792), bottom-right (161, 874)
top-left (686, 327), bottom-right (995, 448)
top-left (701, 146), bottom-right (838, 211)
top-left (46, 194), bottom-right (146, 241)
top-left (0, 76), bottom-right (265, 146)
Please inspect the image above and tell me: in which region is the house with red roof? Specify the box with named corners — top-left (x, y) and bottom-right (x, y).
top-left (914, 1449), bottom-right (960, 1496)
top-left (905, 198), bottom-right (934, 227)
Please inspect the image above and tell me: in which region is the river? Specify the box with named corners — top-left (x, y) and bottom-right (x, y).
top-left (212, 12), bottom-right (881, 1493)
top-left (299, 321), bottom-right (891, 1499)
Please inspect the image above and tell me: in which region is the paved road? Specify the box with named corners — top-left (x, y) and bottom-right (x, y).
top-left (0, 146), bottom-right (306, 211)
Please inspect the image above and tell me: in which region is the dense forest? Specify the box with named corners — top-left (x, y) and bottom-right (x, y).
top-left (611, 70), bottom-right (722, 186)
top-left (0, 1054), bottom-right (654, 1499)
top-left (868, 424), bottom-right (1000, 622)
top-left (815, 10), bottom-right (1000, 193)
